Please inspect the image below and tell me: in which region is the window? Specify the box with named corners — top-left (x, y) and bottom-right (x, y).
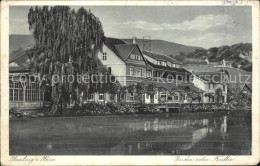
top-left (130, 67), bottom-right (134, 76)
top-left (102, 55), bottom-right (107, 60)
top-left (99, 93), bottom-right (104, 101)
top-left (147, 71), bottom-right (151, 77)
top-left (130, 92), bottom-right (134, 101)
top-left (108, 67), bottom-right (112, 74)
top-left (168, 96), bottom-right (172, 101)
top-left (10, 81), bottom-right (24, 101)
top-left (178, 75), bottom-right (182, 80)
top-left (110, 94), bottom-right (115, 101)
top-left (162, 62), bottom-right (166, 66)
top-left (25, 83), bottom-right (42, 101)
top-left (160, 92), bottom-right (166, 98)
top-left (137, 68), bottom-right (142, 77)
top-left (168, 75), bottom-right (173, 80)
top-left (174, 95), bottom-right (179, 101)
top-left (25, 82), bottom-right (42, 101)
top-left (223, 85), bottom-right (226, 91)
top-left (130, 54), bottom-right (135, 59)
top-left (160, 92), bottom-right (166, 102)
top-left (88, 94), bottom-right (94, 101)
top-left (146, 94), bottom-right (149, 99)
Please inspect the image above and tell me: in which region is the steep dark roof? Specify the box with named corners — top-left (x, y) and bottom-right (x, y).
top-left (146, 59), bottom-right (190, 73)
top-left (9, 49), bottom-right (30, 73)
top-left (240, 84), bottom-right (252, 92)
top-left (115, 44), bottom-right (136, 60)
top-left (104, 37), bottom-right (128, 61)
top-left (9, 49), bottom-right (27, 64)
top-left (143, 51), bottom-right (182, 65)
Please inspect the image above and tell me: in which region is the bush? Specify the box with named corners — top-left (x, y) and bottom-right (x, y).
top-left (9, 107), bottom-right (23, 118)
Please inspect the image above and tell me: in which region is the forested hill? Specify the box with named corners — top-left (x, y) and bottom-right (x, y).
top-left (171, 43), bottom-right (252, 71)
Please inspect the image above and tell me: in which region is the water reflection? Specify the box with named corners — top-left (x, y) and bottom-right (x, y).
top-left (10, 112), bottom-right (251, 155)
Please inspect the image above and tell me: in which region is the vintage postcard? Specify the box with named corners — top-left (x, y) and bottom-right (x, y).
top-left (1, 0), bottom-right (259, 165)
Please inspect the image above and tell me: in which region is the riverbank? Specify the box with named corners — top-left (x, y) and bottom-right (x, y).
top-left (9, 102), bottom-right (249, 119)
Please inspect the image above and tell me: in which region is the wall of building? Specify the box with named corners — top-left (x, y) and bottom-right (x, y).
top-left (126, 65), bottom-right (147, 77)
top-left (97, 45), bottom-right (126, 77)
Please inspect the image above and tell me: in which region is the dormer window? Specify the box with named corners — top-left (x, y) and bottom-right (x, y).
top-left (130, 54), bottom-right (135, 59)
top-left (162, 62), bottom-right (166, 66)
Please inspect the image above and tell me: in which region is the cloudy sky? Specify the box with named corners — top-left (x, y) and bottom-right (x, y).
top-left (10, 6), bottom-right (252, 48)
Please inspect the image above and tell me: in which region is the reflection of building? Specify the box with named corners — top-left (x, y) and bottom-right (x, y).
top-left (129, 118), bottom-right (209, 132)
top-left (111, 117), bottom-right (213, 155)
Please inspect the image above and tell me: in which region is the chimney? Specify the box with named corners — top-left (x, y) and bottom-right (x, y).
top-left (132, 37), bottom-right (137, 44)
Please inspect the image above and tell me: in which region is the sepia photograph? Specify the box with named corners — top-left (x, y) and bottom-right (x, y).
top-left (1, 0), bottom-right (259, 165)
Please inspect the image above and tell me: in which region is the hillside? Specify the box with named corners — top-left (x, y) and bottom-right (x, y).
top-left (123, 38), bottom-right (204, 56)
top-left (10, 35), bottom-right (203, 56)
top-left (9, 34), bottom-right (35, 53)
top-left (171, 43), bottom-right (252, 72)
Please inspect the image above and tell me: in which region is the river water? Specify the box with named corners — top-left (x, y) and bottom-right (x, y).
top-left (10, 111), bottom-right (251, 155)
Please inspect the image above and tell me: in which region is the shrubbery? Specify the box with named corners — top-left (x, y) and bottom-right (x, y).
top-left (73, 102), bottom-right (161, 116)
top-left (9, 102), bottom-right (234, 118)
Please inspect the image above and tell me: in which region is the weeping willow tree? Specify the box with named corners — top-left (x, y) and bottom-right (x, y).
top-left (27, 6), bottom-right (105, 115)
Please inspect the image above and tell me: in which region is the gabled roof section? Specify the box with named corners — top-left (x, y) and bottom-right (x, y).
top-left (9, 49), bottom-right (30, 73)
top-left (115, 44), bottom-right (136, 61)
top-left (104, 37), bottom-right (128, 61)
top-left (104, 37), bottom-right (147, 64)
top-left (240, 84), bottom-right (252, 92)
top-left (143, 51), bottom-right (182, 65)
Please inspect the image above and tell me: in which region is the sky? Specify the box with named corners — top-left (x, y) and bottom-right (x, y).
top-left (10, 6), bottom-right (252, 48)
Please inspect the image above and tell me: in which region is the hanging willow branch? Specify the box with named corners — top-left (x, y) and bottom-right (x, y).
top-left (27, 6), bottom-right (105, 114)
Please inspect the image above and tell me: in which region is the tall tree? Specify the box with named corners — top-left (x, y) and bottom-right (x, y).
top-left (27, 6), bottom-right (105, 115)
